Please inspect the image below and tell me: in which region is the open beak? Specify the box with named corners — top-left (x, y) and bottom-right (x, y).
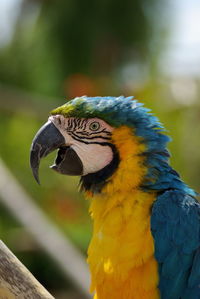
top-left (30, 120), bottom-right (83, 184)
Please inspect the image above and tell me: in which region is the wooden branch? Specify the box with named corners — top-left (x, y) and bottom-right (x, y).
top-left (0, 240), bottom-right (54, 299)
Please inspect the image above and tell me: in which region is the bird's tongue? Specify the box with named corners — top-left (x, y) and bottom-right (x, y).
top-left (50, 146), bottom-right (83, 176)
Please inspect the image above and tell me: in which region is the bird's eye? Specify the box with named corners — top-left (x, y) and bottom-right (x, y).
top-left (89, 121), bottom-right (100, 131)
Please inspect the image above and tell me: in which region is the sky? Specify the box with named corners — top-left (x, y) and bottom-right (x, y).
top-left (0, 0), bottom-right (22, 47)
top-left (162, 0), bottom-right (200, 76)
top-left (0, 0), bottom-right (200, 77)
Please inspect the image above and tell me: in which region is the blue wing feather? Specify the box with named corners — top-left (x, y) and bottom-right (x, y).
top-left (189, 249), bottom-right (200, 287)
top-left (151, 189), bottom-right (200, 299)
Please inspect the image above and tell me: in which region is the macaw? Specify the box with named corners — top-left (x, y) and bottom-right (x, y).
top-left (30, 96), bottom-right (200, 299)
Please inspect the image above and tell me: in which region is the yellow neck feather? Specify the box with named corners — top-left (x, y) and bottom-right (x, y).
top-left (86, 126), bottom-right (159, 299)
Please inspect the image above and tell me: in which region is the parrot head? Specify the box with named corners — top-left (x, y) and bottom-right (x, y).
top-left (30, 96), bottom-right (171, 193)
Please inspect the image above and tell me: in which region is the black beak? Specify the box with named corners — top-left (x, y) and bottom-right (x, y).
top-left (30, 121), bottom-right (65, 184)
top-left (30, 120), bottom-right (84, 184)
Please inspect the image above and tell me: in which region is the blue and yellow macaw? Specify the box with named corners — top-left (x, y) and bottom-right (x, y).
top-left (30, 96), bottom-right (200, 299)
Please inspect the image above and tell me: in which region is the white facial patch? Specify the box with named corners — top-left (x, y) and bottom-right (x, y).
top-left (71, 141), bottom-right (113, 175)
top-left (49, 115), bottom-right (114, 176)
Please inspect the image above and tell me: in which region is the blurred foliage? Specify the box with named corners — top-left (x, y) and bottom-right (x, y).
top-left (0, 0), bottom-right (200, 297)
top-left (0, 0), bottom-right (166, 97)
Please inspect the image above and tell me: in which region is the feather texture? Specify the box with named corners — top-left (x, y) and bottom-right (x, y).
top-left (151, 190), bottom-right (200, 298)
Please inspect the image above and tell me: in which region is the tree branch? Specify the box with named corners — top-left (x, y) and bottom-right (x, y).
top-left (0, 240), bottom-right (54, 299)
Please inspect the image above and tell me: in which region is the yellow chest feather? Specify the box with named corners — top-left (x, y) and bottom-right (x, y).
top-left (87, 191), bottom-right (159, 299)
top-left (86, 126), bottom-right (160, 299)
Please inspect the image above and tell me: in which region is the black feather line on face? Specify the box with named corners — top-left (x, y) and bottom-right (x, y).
top-left (79, 143), bottom-right (119, 193)
top-left (75, 129), bottom-right (111, 136)
top-left (68, 131), bottom-right (111, 141)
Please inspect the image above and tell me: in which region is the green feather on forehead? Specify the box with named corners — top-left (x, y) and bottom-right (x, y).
top-left (51, 96), bottom-right (118, 126)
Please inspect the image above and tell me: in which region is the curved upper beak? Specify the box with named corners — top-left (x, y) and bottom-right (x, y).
top-left (30, 121), bottom-right (65, 184)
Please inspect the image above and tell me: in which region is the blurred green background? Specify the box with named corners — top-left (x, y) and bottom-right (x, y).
top-left (0, 0), bottom-right (200, 298)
